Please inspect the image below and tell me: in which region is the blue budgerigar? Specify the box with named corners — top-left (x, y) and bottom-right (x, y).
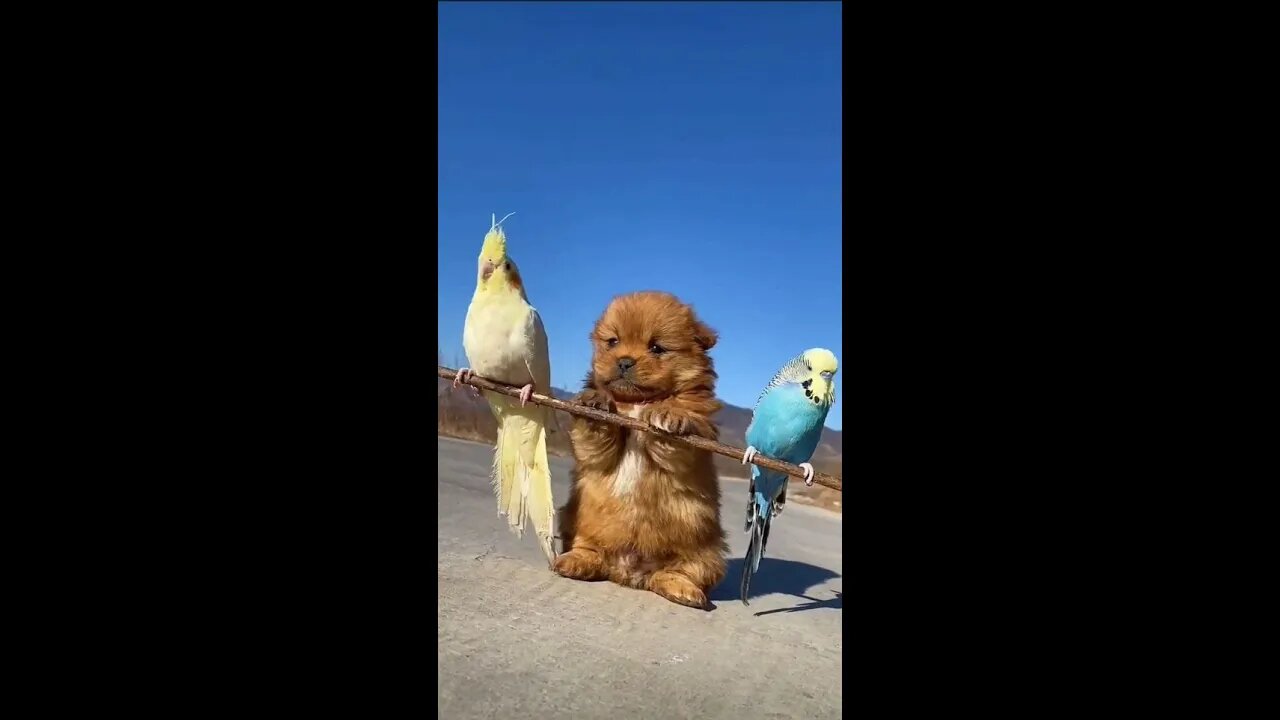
top-left (739, 348), bottom-right (839, 605)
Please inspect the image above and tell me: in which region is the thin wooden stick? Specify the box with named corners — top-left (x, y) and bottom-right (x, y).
top-left (437, 366), bottom-right (842, 492)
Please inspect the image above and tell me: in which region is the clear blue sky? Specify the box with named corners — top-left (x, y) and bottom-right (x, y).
top-left (438, 1), bottom-right (843, 430)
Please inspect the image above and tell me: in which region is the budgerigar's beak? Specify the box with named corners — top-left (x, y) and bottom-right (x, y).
top-left (480, 260), bottom-right (495, 281)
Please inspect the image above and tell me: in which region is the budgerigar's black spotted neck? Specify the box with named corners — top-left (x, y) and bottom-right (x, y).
top-left (800, 377), bottom-right (825, 405)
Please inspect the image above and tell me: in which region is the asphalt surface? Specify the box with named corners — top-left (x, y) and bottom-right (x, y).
top-left (437, 436), bottom-right (843, 719)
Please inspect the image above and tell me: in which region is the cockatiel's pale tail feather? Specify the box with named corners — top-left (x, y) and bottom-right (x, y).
top-left (461, 213), bottom-right (557, 567)
top-left (487, 392), bottom-right (555, 563)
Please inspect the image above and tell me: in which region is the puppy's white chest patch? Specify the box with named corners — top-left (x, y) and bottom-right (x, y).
top-left (611, 404), bottom-right (648, 497)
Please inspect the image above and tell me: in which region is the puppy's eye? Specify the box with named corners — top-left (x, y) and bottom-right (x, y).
top-left (649, 343), bottom-right (666, 355)
top-left (606, 338), bottom-right (618, 348)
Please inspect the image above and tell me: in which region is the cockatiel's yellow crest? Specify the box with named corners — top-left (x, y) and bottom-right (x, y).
top-left (474, 213), bottom-right (533, 301)
top-left (455, 212), bottom-right (556, 566)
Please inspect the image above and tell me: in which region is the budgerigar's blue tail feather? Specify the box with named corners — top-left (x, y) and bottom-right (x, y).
top-left (740, 493), bottom-right (773, 606)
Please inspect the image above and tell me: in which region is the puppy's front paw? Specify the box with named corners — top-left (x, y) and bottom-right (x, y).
top-left (642, 407), bottom-right (691, 434)
top-left (642, 406), bottom-right (713, 438)
top-left (575, 389), bottom-right (615, 413)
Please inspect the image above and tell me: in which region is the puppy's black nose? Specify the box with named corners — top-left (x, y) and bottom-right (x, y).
top-left (617, 357), bottom-right (636, 372)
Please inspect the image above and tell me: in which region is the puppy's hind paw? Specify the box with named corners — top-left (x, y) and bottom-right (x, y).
top-left (650, 571), bottom-right (709, 610)
top-left (553, 549), bottom-right (607, 581)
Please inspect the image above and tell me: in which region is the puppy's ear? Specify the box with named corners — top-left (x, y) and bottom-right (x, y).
top-left (693, 320), bottom-right (718, 351)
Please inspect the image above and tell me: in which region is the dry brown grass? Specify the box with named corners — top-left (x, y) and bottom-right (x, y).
top-left (437, 383), bottom-right (574, 456)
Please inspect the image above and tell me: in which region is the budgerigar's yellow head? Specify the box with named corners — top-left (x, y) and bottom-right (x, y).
top-left (800, 348), bottom-right (839, 407)
top-left (758, 347), bottom-right (840, 410)
top-left (475, 213), bottom-right (526, 297)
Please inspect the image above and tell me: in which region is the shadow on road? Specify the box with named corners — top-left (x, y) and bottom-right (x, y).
top-left (751, 591), bottom-right (842, 616)
top-left (709, 557), bottom-right (842, 613)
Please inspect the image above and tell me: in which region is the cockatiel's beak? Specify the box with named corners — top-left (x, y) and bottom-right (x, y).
top-left (481, 260), bottom-right (496, 281)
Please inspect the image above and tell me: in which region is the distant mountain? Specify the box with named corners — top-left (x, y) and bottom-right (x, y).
top-left (437, 375), bottom-right (842, 480)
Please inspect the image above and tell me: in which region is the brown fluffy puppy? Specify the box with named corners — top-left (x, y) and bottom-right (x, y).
top-left (555, 291), bottom-right (727, 609)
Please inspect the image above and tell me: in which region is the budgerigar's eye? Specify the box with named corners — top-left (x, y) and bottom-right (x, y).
top-left (650, 343), bottom-right (666, 355)
top-left (606, 338), bottom-right (618, 347)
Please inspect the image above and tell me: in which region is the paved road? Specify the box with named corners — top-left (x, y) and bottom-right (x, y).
top-left (438, 436), bottom-right (843, 719)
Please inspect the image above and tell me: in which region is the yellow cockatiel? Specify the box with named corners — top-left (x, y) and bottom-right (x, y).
top-left (454, 214), bottom-right (556, 566)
